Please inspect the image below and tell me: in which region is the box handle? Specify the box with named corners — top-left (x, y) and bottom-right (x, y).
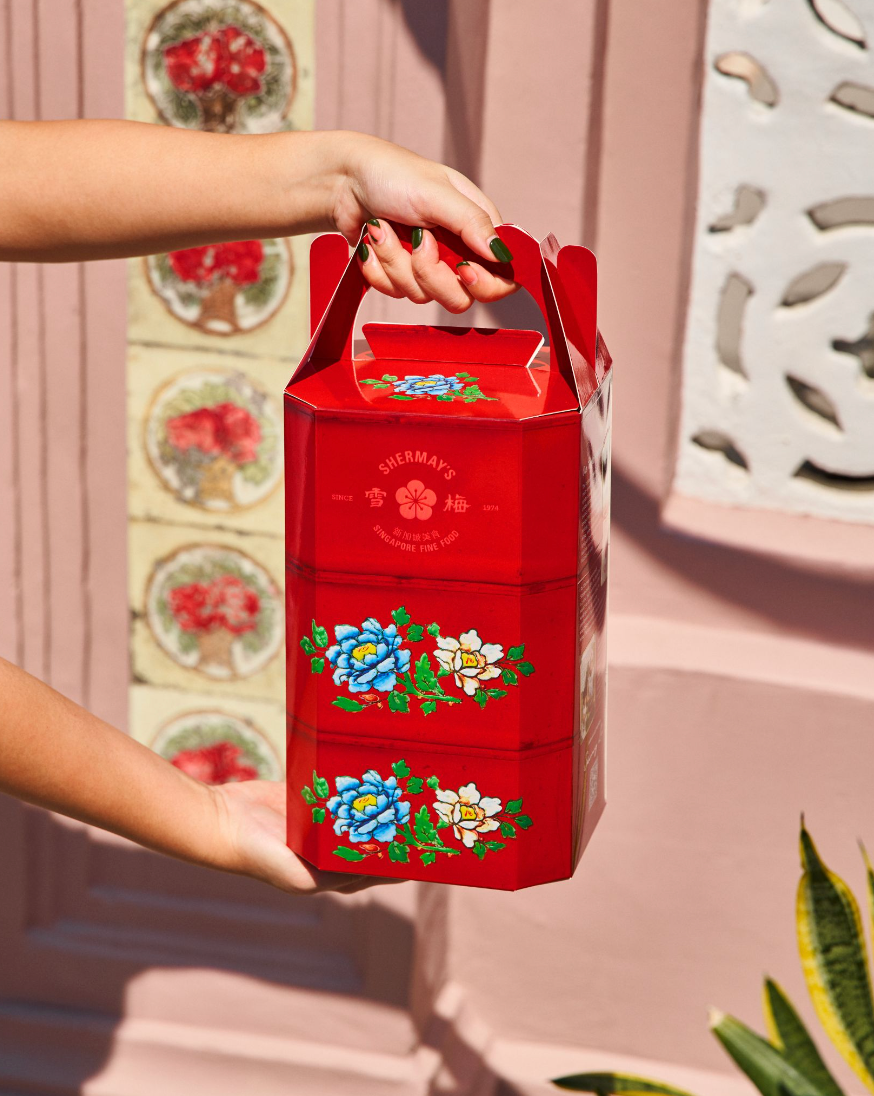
top-left (298, 223), bottom-right (579, 386)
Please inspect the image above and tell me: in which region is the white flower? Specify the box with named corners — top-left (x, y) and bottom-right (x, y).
top-left (433, 783), bottom-right (503, 848)
top-left (433, 629), bottom-right (504, 696)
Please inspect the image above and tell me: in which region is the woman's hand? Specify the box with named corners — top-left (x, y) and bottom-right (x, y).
top-left (328, 131), bottom-right (518, 314)
top-left (210, 778), bottom-right (395, 895)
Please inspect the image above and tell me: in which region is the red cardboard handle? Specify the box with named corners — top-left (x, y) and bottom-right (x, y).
top-left (303, 223), bottom-right (576, 382)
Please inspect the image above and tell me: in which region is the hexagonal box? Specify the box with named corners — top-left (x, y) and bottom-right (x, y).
top-left (285, 225), bottom-right (611, 890)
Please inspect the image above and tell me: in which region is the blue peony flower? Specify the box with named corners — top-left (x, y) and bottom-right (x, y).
top-left (327, 769), bottom-right (411, 843)
top-left (393, 374), bottom-right (464, 397)
top-left (326, 617), bottom-right (411, 693)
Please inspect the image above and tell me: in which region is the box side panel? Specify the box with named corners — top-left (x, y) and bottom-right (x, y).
top-left (287, 722), bottom-right (574, 891)
top-left (573, 374), bottom-right (611, 867)
top-left (285, 566), bottom-right (576, 754)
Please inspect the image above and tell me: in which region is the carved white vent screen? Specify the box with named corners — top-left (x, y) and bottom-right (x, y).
top-left (674, 0), bottom-right (874, 524)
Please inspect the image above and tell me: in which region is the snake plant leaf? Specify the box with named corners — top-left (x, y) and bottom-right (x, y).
top-left (710, 1010), bottom-right (829, 1096)
top-left (551, 1073), bottom-right (699, 1095)
top-left (797, 824), bottom-right (874, 1093)
top-left (763, 978), bottom-right (845, 1096)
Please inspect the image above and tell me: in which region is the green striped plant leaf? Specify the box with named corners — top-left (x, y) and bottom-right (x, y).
top-left (797, 824), bottom-right (874, 1093)
top-left (711, 1010), bottom-right (829, 1096)
top-left (762, 978), bottom-right (844, 1096)
top-left (551, 1073), bottom-right (698, 1095)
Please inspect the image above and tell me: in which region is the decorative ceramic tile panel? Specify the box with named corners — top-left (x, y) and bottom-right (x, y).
top-left (675, 0), bottom-right (874, 524)
top-left (125, 0), bottom-right (313, 767)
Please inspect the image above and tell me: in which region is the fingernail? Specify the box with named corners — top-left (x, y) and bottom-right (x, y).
top-left (357, 240), bottom-right (370, 263)
top-left (456, 260), bottom-right (477, 286)
top-left (367, 218), bottom-right (385, 243)
top-left (488, 236), bottom-right (513, 263)
top-left (412, 227), bottom-right (424, 251)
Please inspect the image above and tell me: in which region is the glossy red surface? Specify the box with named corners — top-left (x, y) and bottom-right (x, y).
top-left (285, 224), bottom-right (610, 890)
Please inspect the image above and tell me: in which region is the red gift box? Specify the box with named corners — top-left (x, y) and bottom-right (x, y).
top-left (284, 224), bottom-right (611, 890)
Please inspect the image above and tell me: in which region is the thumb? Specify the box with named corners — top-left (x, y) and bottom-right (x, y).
top-left (418, 180), bottom-right (513, 266)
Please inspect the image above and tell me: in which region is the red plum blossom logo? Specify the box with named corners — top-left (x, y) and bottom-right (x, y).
top-left (396, 479), bottom-right (436, 521)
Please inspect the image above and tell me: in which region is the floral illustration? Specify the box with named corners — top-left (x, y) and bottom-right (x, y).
top-left (301, 607), bottom-right (535, 714)
top-left (143, 0), bottom-right (296, 134)
top-left (434, 783), bottom-right (503, 848)
top-left (326, 770), bottom-right (410, 844)
top-left (395, 479), bottom-right (436, 521)
top-left (146, 237), bottom-right (291, 335)
top-left (147, 545), bottom-right (282, 678)
top-left (359, 371), bottom-right (497, 405)
top-left (434, 630), bottom-right (504, 697)
top-left (304, 759), bottom-right (534, 866)
top-left (325, 617), bottom-right (411, 694)
top-left (146, 369), bottom-right (281, 510)
top-left (395, 375), bottom-right (464, 397)
top-left (152, 710), bottom-right (282, 783)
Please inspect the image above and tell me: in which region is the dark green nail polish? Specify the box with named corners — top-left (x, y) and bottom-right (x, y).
top-left (456, 261), bottom-right (470, 268)
top-left (367, 218), bottom-right (380, 227)
top-left (489, 237), bottom-right (513, 263)
top-left (358, 240), bottom-right (369, 262)
top-left (411, 227), bottom-right (424, 250)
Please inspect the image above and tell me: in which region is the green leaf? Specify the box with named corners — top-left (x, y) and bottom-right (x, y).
top-left (382, 374), bottom-right (398, 382)
top-left (312, 620), bottom-right (329, 648)
top-left (710, 1010), bottom-right (826, 1096)
top-left (502, 668), bottom-right (519, 686)
top-left (388, 841), bottom-right (409, 863)
top-left (515, 814), bottom-right (533, 829)
top-left (313, 771), bottom-right (330, 799)
top-left (359, 378), bottom-right (382, 385)
top-left (311, 656), bottom-right (325, 673)
top-left (392, 759), bottom-right (411, 779)
top-left (388, 691), bottom-right (410, 713)
top-left (436, 394), bottom-right (454, 402)
top-left (485, 841), bottom-right (506, 851)
top-left (797, 822), bottom-right (874, 1092)
top-left (463, 376), bottom-right (479, 383)
top-left (301, 786), bottom-right (317, 804)
top-left (472, 842), bottom-right (487, 860)
top-left (312, 807), bottom-right (326, 824)
top-left (390, 394), bottom-right (415, 400)
top-left (487, 688), bottom-right (508, 699)
top-left (392, 606), bottom-right (411, 626)
top-left (427, 776), bottom-right (440, 789)
top-left (421, 701), bottom-right (437, 716)
top-left (406, 776), bottom-right (424, 795)
top-left (552, 1073), bottom-right (700, 1095)
top-left (436, 666), bottom-right (451, 678)
top-left (427, 623), bottom-right (441, 636)
top-left (500, 822), bottom-right (516, 839)
top-left (763, 978), bottom-right (844, 1096)
top-left (333, 697), bottom-right (364, 712)
top-left (516, 661), bottom-right (536, 677)
top-left (474, 690), bottom-right (488, 709)
top-left (421, 851), bottom-right (437, 866)
top-left (456, 371), bottom-right (470, 378)
top-left (414, 653), bottom-right (440, 693)
top-left (406, 624), bottom-right (424, 642)
top-left (371, 383), bottom-right (390, 389)
top-left (414, 805), bottom-right (439, 845)
top-left (506, 799), bottom-right (524, 815)
top-left (333, 847), bottom-right (366, 862)
top-left (507, 644), bottom-right (526, 660)
top-left (436, 819), bottom-right (450, 829)
top-left (300, 636), bottom-right (315, 654)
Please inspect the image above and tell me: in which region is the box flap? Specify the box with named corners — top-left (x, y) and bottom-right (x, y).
top-left (363, 323), bottom-right (544, 367)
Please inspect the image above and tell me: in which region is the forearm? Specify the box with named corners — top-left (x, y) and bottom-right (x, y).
top-left (0, 656), bottom-right (222, 866)
top-left (0, 120), bottom-right (346, 262)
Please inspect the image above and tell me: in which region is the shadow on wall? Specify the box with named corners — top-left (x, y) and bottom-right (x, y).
top-left (0, 797), bottom-right (485, 1094)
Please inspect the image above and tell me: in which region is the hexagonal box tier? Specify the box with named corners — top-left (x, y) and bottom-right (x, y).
top-left (285, 225), bottom-right (611, 890)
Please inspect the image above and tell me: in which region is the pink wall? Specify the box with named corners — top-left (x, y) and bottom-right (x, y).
top-left (2, 0), bottom-right (874, 1093)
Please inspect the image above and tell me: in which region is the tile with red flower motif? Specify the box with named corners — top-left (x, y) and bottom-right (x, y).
top-left (130, 684), bottom-right (285, 781)
top-left (127, 345), bottom-right (286, 536)
top-left (129, 520), bottom-right (285, 702)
